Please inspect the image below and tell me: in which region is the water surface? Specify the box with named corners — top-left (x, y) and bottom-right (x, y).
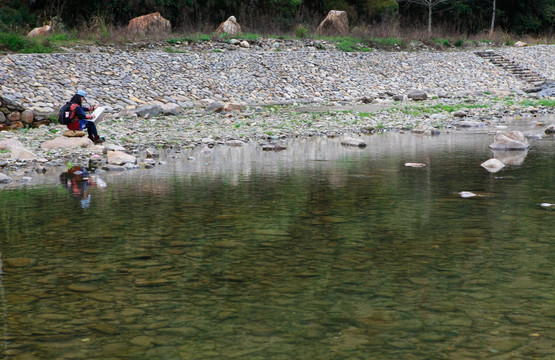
top-left (1, 131), bottom-right (554, 359)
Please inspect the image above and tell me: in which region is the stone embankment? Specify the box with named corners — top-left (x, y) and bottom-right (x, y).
top-left (1, 43), bottom-right (553, 120)
top-left (0, 42), bottom-right (554, 185)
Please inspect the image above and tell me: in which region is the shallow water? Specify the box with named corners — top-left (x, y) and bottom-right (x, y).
top-left (0, 131), bottom-right (554, 359)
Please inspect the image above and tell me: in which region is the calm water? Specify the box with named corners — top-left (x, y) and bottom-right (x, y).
top-left (0, 131), bottom-right (554, 359)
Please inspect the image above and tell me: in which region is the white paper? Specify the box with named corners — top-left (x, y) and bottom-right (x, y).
top-left (91, 107), bottom-right (105, 124)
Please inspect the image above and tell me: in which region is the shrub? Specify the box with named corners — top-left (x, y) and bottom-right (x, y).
top-left (294, 24), bottom-right (308, 39)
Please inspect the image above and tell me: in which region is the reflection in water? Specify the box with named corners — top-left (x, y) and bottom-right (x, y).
top-left (0, 132), bottom-right (554, 359)
top-left (59, 166), bottom-right (107, 209)
top-left (492, 149), bottom-right (529, 166)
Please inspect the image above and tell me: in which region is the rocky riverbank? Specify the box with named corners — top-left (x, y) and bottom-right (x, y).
top-left (0, 43), bottom-right (554, 186)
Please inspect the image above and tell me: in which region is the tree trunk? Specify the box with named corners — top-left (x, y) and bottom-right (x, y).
top-left (428, 3), bottom-right (432, 36)
top-left (490, 0), bottom-right (496, 35)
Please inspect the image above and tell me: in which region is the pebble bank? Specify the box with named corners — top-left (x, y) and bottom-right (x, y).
top-left (0, 42), bottom-right (554, 185)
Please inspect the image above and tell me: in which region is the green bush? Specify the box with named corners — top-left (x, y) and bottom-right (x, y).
top-left (294, 24), bottom-right (308, 39)
top-left (0, 32), bottom-right (57, 53)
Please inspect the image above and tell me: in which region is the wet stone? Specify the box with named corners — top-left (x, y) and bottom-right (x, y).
top-left (4, 257), bottom-right (37, 267)
top-left (88, 323), bottom-right (119, 334)
top-left (67, 283), bottom-right (97, 292)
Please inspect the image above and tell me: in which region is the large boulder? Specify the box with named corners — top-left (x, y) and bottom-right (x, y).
top-left (127, 12), bottom-right (171, 37)
top-left (27, 25), bottom-right (52, 37)
top-left (216, 16), bottom-right (242, 35)
top-left (316, 10), bottom-right (349, 36)
top-left (489, 131), bottom-right (530, 150)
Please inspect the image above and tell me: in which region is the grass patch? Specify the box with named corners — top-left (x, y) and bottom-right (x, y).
top-left (521, 99), bottom-right (555, 107)
top-left (398, 103), bottom-right (488, 115)
top-left (0, 31), bottom-right (58, 53)
top-left (334, 37), bottom-right (372, 52)
top-left (368, 37), bottom-right (406, 48)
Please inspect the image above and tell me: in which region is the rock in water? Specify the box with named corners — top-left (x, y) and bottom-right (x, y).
top-left (481, 158), bottom-right (505, 173)
top-left (340, 137), bottom-right (367, 147)
top-left (459, 191), bottom-right (479, 198)
top-left (489, 131), bottom-right (530, 150)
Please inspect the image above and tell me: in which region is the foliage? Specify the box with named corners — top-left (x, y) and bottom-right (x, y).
top-left (294, 24), bottom-right (309, 38)
top-left (0, 32), bottom-right (57, 53)
top-left (0, 0), bottom-right (552, 41)
top-left (332, 37), bottom-right (372, 52)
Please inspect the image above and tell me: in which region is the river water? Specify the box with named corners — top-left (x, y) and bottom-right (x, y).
top-left (0, 129), bottom-right (553, 359)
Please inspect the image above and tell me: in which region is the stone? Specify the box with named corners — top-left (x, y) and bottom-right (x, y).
top-left (459, 191), bottom-right (479, 198)
top-left (457, 120), bottom-right (484, 128)
top-left (27, 25), bottom-right (53, 37)
top-left (216, 16), bottom-right (242, 35)
top-left (63, 130), bottom-right (86, 137)
top-left (405, 163), bottom-right (426, 167)
top-left (161, 103), bottom-right (181, 116)
top-left (10, 121), bottom-right (24, 130)
top-left (88, 323), bottom-right (119, 335)
top-left (0, 138), bottom-right (25, 150)
top-left (514, 41), bottom-right (527, 47)
top-left (481, 158), bottom-right (505, 173)
top-left (411, 125), bottom-right (439, 135)
top-left (316, 10), bottom-right (349, 36)
top-left (205, 101), bottom-right (224, 113)
top-left (408, 90), bottom-right (427, 101)
top-left (136, 104), bottom-right (163, 118)
top-left (7, 111), bottom-right (21, 122)
top-left (20, 110), bottom-right (34, 124)
top-left (9, 147), bottom-right (38, 161)
top-left (545, 125), bottom-right (555, 134)
top-left (127, 12), bottom-right (171, 37)
top-left (223, 102), bottom-right (243, 112)
top-left (340, 137), bottom-right (367, 147)
top-left (4, 258), bottom-right (37, 267)
top-left (108, 150), bottom-right (137, 165)
top-left (0, 173), bottom-right (12, 184)
top-left (489, 131), bottom-right (530, 150)
top-left (225, 140), bottom-right (245, 146)
top-left (0, 112), bottom-right (5, 123)
top-left (240, 40), bottom-right (250, 48)
top-left (41, 136), bottom-right (93, 149)
top-left (452, 110), bottom-right (467, 118)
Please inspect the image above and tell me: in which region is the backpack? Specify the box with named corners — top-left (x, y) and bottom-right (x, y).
top-left (57, 102), bottom-right (74, 125)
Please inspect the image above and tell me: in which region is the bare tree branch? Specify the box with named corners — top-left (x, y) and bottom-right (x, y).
top-left (399, 0), bottom-right (451, 35)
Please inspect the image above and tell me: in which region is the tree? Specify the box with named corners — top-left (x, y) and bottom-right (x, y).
top-left (399, 0), bottom-right (451, 35)
top-left (490, 0), bottom-right (496, 34)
